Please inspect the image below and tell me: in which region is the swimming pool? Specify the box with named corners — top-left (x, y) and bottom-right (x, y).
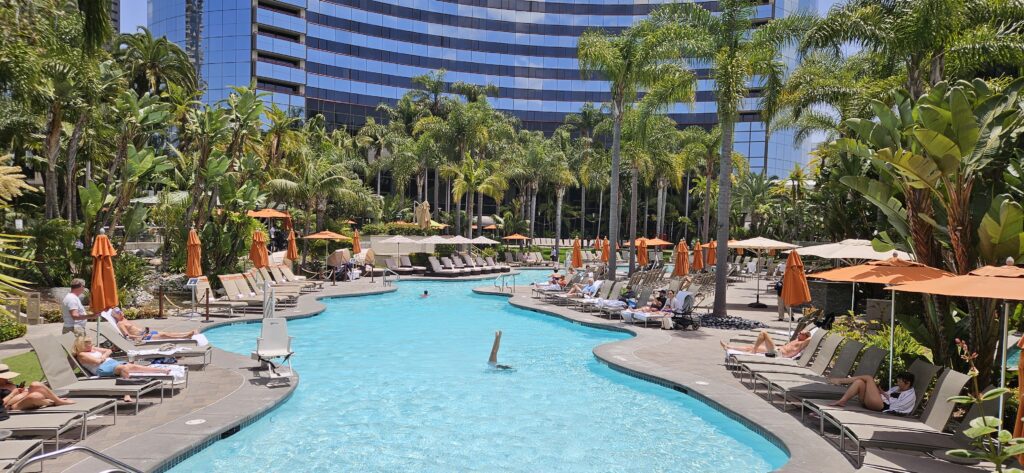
top-left (169, 275), bottom-right (787, 472)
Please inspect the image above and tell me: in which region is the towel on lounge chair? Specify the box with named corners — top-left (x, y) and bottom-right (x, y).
top-left (99, 310), bottom-right (209, 347)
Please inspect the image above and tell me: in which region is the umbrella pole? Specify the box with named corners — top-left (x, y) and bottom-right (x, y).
top-left (850, 282), bottom-right (856, 314)
top-left (749, 251), bottom-right (767, 308)
top-left (889, 290), bottom-right (895, 386)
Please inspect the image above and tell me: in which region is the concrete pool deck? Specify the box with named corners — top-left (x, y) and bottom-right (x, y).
top-left (0, 272), bottom-right (852, 472)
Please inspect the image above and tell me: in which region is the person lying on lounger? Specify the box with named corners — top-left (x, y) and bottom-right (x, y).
top-left (488, 331), bottom-right (513, 370)
top-left (0, 364), bottom-right (75, 410)
top-left (112, 308), bottom-right (197, 341)
top-left (73, 336), bottom-right (173, 403)
top-left (630, 290), bottom-right (671, 313)
top-left (720, 330), bottom-right (811, 358)
top-left (827, 372), bottom-right (916, 415)
top-left (566, 278), bottom-right (596, 296)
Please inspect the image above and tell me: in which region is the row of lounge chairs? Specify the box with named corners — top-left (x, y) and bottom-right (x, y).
top-left (503, 251), bottom-right (555, 267)
top-left (424, 254), bottom-right (511, 277)
top-left (726, 326), bottom-right (995, 471)
top-left (194, 264), bottom-right (323, 316)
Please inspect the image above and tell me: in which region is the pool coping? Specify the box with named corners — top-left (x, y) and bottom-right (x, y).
top-left (472, 285), bottom-right (852, 473)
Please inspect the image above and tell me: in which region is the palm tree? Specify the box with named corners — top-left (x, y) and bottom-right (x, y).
top-left (451, 82), bottom-right (498, 103)
top-left (444, 156), bottom-right (507, 237)
top-left (678, 126), bottom-right (728, 242)
top-left (263, 104), bottom-right (300, 167)
top-left (803, 0), bottom-right (1024, 100)
top-left (76, 0), bottom-right (113, 52)
top-left (117, 27), bottom-right (197, 96)
top-left (356, 117), bottom-right (395, 195)
top-left (551, 129), bottom-right (580, 257)
top-left (562, 103), bottom-right (608, 237)
top-left (578, 20), bottom-right (697, 272)
top-left (508, 130), bottom-right (554, 239)
top-left (652, 0), bottom-right (813, 315)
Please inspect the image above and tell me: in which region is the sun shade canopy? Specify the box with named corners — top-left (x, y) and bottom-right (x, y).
top-left (809, 257), bottom-right (953, 285)
top-left (503, 233), bottom-right (529, 240)
top-left (795, 239), bottom-right (913, 261)
top-left (730, 237), bottom-right (800, 251)
top-left (303, 231), bottom-right (350, 241)
top-left (888, 265), bottom-right (1024, 301)
top-left (247, 208), bottom-right (291, 218)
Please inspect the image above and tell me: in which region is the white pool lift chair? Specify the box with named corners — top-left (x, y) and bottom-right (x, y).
top-left (251, 318), bottom-right (294, 381)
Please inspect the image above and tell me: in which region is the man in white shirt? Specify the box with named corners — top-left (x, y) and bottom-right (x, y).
top-left (60, 278), bottom-right (90, 335)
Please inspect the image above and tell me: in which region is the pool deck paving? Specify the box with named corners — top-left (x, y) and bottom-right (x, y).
top-left (0, 271), bottom-right (858, 472)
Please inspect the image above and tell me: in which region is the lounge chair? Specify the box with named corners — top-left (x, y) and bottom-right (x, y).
top-left (503, 252), bottom-right (521, 267)
top-left (252, 318), bottom-right (294, 380)
top-left (486, 256), bottom-right (510, 272)
top-left (217, 274), bottom-right (272, 310)
top-left (56, 333), bottom-right (188, 391)
top-left (471, 255), bottom-right (497, 273)
top-left (727, 328), bottom-right (829, 370)
top-left (427, 257), bottom-right (458, 277)
top-left (736, 334), bottom-right (844, 385)
top-left (385, 257), bottom-right (415, 276)
top-left (459, 254), bottom-right (487, 273)
top-left (751, 339), bottom-right (863, 397)
top-left (857, 448), bottom-right (993, 473)
top-left (400, 255), bottom-right (426, 274)
top-left (268, 266), bottom-right (318, 292)
top-left (0, 440), bottom-right (43, 471)
top-left (448, 255), bottom-right (479, 274)
top-left (99, 324), bottom-right (211, 367)
top-left (234, 274), bottom-right (296, 307)
top-left (0, 412), bottom-right (86, 445)
top-left (577, 281), bottom-right (622, 312)
top-left (193, 276), bottom-right (245, 317)
top-left (27, 336), bottom-right (164, 414)
top-left (819, 369), bottom-right (971, 461)
top-left (279, 265), bottom-right (324, 289)
top-left (604, 287), bottom-right (654, 320)
top-left (441, 256), bottom-right (473, 275)
top-left (248, 270), bottom-right (303, 297)
top-left (761, 346), bottom-right (887, 408)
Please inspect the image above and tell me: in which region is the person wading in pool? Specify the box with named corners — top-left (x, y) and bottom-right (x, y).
top-left (488, 331), bottom-right (513, 370)
top-left (420, 290), bottom-right (429, 298)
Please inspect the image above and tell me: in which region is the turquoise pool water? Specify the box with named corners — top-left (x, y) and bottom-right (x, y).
top-left (170, 273), bottom-right (787, 472)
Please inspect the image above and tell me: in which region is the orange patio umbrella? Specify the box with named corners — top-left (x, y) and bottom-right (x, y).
top-left (352, 229), bottom-right (362, 254)
top-left (571, 238), bottom-right (583, 269)
top-left (502, 233), bottom-right (529, 240)
top-left (185, 227), bottom-right (203, 278)
top-left (247, 208), bottom-right (291, 219)
top-left (890, 263), bottom-right (1024, 428)
top-left (601, 237), bottom-right (610, 263)
top-left (692, 242), bottom-right (705, 271)
top-left (780, 250), bottom-right (812, 331)
top-left (637, 238), bottom-right (649, 266)
top-left (672, 241), bottom-right (690, 277)
top-left (285, 229), bottom-right (299, 261)
top-left (706, 239), bottom-right (717, 266)
top-left (249, 230), bottom-right (270, 269)
top-left (303, 230), bottom-right (350, 262)
top-left (644, 237), bottom-right (673, 247)
top-left (90, 232), bottom-right (118, 313)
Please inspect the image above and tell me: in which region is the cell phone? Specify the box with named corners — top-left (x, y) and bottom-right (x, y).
top-left (17, 382), bottom-right (25, 388)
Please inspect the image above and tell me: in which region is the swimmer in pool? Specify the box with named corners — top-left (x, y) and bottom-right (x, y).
top-left (488, 331), bottom-right (513, 370)
top-left (421, 290), bottom-right (429, 298)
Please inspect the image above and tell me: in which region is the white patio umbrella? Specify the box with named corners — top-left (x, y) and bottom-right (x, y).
top-left (730, 237), bottom-right (801, 308)
top-left (470, 236), bottom-right (499, 245)
top-left (793, 239), bottom-right (912, 264)
top-left (417, 235), bottom-right (449, 245)
top-left (447, 235), bottom-right (474, 244)
top-left (380, 235), bottom-right (417, 256)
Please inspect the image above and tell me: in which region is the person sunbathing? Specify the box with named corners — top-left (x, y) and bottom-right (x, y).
top-left (827, 372), bottom-right (916, 414)
top-left (73, 336), bottom-right (173, 402)
top-left (566, 278), bottom-right (596, 296)
top-left (720, 330), bottom-right (811, 358)
top-left (0, 365), bottom-right (75, 410)
top-left (112, 308), bottom-right (197, 341)
top-left (631, 290), bottom-right (671, 313)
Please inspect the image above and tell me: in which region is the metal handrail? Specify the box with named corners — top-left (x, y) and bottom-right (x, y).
top-left (380, 267), bottom-right (399, 286)
top-left (493, 273), bottom-right (516, 293)
top-left (13, 445), bottom-right (141, 473)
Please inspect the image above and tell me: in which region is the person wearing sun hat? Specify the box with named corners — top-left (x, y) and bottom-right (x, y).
top-left (0, 364), bottom-right (76, 411)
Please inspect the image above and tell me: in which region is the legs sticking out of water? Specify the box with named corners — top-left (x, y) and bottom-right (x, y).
top-left (489, 330), bottom-right (513, 371)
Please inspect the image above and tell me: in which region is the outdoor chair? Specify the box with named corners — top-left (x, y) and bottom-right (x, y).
top-left (400, 255), bottom-right (426, 274)
top-left (761, 346), bottom-right (886, 408)
top-left (385, 258), bottom-right (415, 276)
top-left (252, 318), bottom-right (294, 381)
top-left (193, 276), bottom-right (245, 317)
top-left (0, 440), bottom-right (43, 471)
top-left (426, 257), bottom-right (458, 277)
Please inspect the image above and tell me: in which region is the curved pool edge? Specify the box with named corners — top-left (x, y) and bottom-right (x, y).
top-left (471, 285), bottom-right (852, 473)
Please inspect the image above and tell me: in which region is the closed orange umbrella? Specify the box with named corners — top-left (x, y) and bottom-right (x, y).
top-left (637, 238), bottom-right (649, 265)
top-left (249, 230), bottom-right (270, 269)
top-left (1016, 335), bottom-right (1024, 464)
top-left (286, 230), bottom-right (299, 261)
top-left (90, 233), bottom-right (118, 313)
top-left (185, 228), bottom-right (203, 278)
top-left (706, 240), bottom-right (717, 266)
top-left (571, 238), bottom-right (583, 268)
top-left (672, 241), bottom-right (689, 277)
top-left (601, 238), bottom-right (610, 263)
top-left (781, 251), bottom-right (812, 308)
top-left (352, 230), bottom-right (362, 254)
top-left (692, 242), bottom-right (705, 271)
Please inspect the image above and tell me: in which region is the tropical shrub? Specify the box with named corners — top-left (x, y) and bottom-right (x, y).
top-left (830, 316), bottom-right (930, 384)
top-left (114, 253), bottom-right (151, 304)
top-left (0, 313), bottom-right (26, 342)
top-left (23, 219), bottom-right (86, 287)
top-left (362, 222), bottom-right (434, 236)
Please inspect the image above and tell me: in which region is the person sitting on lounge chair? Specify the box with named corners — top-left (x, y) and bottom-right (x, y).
top-left (720, 330), bottom-right (811, 358)
top-left (632, 290), bottom-right (669, 313)
top-left (112, 308), bottom-right (197, 341)
top-left (827, 372), bottom-right (916, 414)
top-left (566, 278), bottom-right (596, 296)
top-left (73, 337), bottom-right (173, 379)
top-left (0, 364), bottom-right (75, 410)
top-left (536, 275), bottom-right (568, 291)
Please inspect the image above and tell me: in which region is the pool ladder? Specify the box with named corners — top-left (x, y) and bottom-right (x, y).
top-left (380, 267), bottom-right (399, 287)
top-left (13, 445), bottom-right (142, 473)
top-left (494, 273), bottom-right (516, 293)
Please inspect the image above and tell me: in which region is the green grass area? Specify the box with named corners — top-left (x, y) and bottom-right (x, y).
top-left (2, 351), bottom-right (44, 384)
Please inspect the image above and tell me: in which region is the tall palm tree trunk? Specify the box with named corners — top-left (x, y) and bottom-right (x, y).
top-left (44, 103), bottom-right (63, 220)
top-left (432, 168), bottom-right (440, 219)
top-left (465, 192), bottom-right (474, 238)
top-left (580, 186), bottom-right (586, 237)
top-left (477, 191), bottom-right (484, 238)
top-left (627, 167), bottom-right (639, 274)
top-left (554, 187), bottom-right (565, 264)
top-left (596, 188), bottom-right (604, 238)
top-left (607, 109), bottom-right (622, 273)
top-left (64, 113), bottom-right (89, 223)
top-left (529, 183), bottom-right (539, 239)
top-left (712, 120), bottom-right (734, 316)
top-left (702, 171), bottom-right (713, 242)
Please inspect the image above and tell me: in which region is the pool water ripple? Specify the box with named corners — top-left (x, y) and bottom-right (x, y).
top-left (170, 274), bottom-right (787, 472)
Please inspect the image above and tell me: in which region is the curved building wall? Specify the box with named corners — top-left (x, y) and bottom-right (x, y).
top-left (149, 0), bottom-right (813, 177)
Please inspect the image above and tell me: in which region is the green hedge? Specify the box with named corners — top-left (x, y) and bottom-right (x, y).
top-left (362, 223), bottom-right (436, 236)
top-left (0, 314), bottom-right (27, 342)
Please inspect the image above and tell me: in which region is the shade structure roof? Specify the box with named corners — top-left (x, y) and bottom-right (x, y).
top-left (795, 239), bottom-right (913, 261)
top-left (447, 235), bottom-right (474, 244)
top-left (730, 237), bottom-right (800, 251)
top-left (470, 236), bottom-right (499, 245)
top-left (889, 265), bottom-right (1024, 301)
top-left (503, 233), bottom-right (529, 240)
top-left (247, 208), bottom-right (291, 218)
top-left (379, 235), bottom-right (417, 244)
top-left (809, 257), bottom-right (952, 285)
top-left (303, 231), bottom-right (350, 241)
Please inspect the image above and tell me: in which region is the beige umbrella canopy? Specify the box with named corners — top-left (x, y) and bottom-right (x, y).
top-left (730, 237), bottom-right (800, 308)
top-left (795, 239), bottom-right (912, 262)
top-left (470, 236), bottom-right (499, 245)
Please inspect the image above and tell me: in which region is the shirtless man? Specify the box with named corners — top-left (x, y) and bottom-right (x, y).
top-left (720, 330), bottom-right (812, 358)
top-left (112, 308), bottom-right (197, 341)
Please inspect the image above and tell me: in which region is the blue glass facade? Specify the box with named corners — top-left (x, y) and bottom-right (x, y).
top-left (149, 0), bottom-right (815, 177)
